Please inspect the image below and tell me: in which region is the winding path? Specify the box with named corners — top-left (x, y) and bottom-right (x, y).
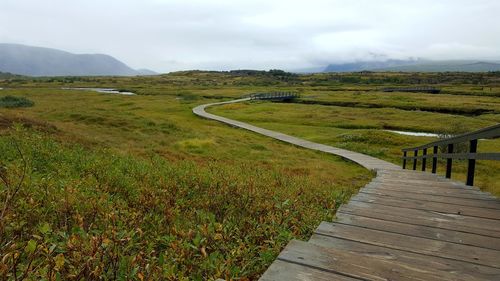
top-left (193, 99), bottom-right (500, 281)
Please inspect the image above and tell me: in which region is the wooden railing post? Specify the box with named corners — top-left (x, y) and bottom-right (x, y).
top-left (401, 124), bottom-right (499, 185)
top-left (432, 146), bottom-right (438, 173)
top-left (466, 139), bottom-right (478, 186)
top-left (446, 144), bottom-right (453, 178)
top-left (422, 148), bottom-right (427, 171)
top-left (412, 150), bottom-right (418, 170)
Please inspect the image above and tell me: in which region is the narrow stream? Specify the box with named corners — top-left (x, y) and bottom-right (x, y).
top-left (384, 130), bottom-right (440, 137)
top-left (62, 87), bottom-right (136, 95)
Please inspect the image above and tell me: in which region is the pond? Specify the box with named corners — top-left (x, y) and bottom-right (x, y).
top-left (385, 130), bottom-right (440, 137)
top-left (62, 87), bottom-right (136, 95)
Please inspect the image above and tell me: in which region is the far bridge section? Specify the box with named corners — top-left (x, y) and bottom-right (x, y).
top-left (249, 92), bottom-right (299, 101)
top-left (382, 86), bottom-right (441, 94)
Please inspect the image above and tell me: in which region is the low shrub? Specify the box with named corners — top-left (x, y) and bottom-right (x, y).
top-left (0, 127), bottom-right (363, 280)
top-left (0, 96), bottom-right (34, 108)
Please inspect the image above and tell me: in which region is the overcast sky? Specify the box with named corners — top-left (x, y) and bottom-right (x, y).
top-left (1, 0), bottom-right (499, 72)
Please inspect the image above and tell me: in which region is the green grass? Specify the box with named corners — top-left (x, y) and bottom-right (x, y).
top-left (0, 87), bottom-right (370, 280)
top-left (210, 101), bottom-right (500, 195)
top-left (296, 90), bottom-right (500, 115)
top-left (0, 127), bottom-right (369, 280)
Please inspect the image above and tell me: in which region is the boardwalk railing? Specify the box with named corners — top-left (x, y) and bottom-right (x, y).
top-left (249, 92), bottom-right (299, 101)
top-left (401, 124), bottom-right (500, 186)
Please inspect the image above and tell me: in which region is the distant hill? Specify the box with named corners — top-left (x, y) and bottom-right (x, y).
top-left (375, 61), bottom-right (500, 72)
top-left (324, 59), bottom-right (500, 72)
top-left (136, 68), bottom-right (158, 76)
top-left (0, 71), bottom-right (24, 79)
top-left (324, 59), bottom-right (420, 72)
top-left (0, 43), bottom-right (157, 76)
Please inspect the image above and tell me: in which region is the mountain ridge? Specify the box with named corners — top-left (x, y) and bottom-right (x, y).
top-left (0, 43), bottom-right (157, 76)
top-left (324, 59), bottom-right (500, 73)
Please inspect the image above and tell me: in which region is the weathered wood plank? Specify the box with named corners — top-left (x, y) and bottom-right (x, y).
top-left (259, 259), bottom-right (361, 281)
top-left (371, 178), bottom-right (482, 189)
top-left (338, 201), bottom-right (500, 237)
top-left (315, 222), bottom-right (500, 268)
top-left (369, 179), bottom-right (488, 192)
top-left (308, 234), bottom-right (500, 281)
top-left (362, 183), bottom-right (497, 200)
top-left (360, 189), bottom-right (500, 209)
top-left (352, 192), bottom-right (500, 220)
top-left (278, 239), bottom-right (500, 281)
top-left (334, 213), bottom-right (500, 250)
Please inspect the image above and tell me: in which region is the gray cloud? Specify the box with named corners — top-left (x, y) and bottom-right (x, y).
top-left (1, 0), bottom-right (499, 72)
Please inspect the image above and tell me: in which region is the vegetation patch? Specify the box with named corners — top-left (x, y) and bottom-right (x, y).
top-left (292, 99), bottom-right (496, 116)
top-left (0, 114), bottom-right (57, 133)
top-left (0, 128), bottom-right (366, 280)
top-left (175, 138), bottom-right (216, 154)
top-left (0, 95), bottom-right (34, 108)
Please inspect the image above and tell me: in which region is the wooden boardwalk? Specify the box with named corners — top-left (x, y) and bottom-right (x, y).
top-left (193, 99), bottom-right (500, 281)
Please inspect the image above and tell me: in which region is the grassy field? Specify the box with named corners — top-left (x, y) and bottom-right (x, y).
top-left (0, 71), bottom-right (499, 280)
top-left (0, 84), bottom-right (369, 280)
top-left (211, 100), bottom-right (500, 194)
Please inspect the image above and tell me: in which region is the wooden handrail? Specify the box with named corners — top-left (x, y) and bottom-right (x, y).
top-left (250, 92), bottom-right (299, 101)
top-left (401, 124), bottom-right (500, 186)
top-left (402, 124), bottom-right (500, 152)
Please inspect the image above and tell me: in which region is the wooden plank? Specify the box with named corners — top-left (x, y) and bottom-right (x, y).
top-left (375, 172), bottom-right (453, 180)
top-left (371, 178), bottom-right (480, 189)
top-left (352, 192), bottom-right (500, 220)
top-left (315, 222), bottom-right (500, 268)
top-left (259, 259), bottom-right (361, 281)
top-left (278, 239), bottom-right (500, 281)
top-left (338, 201), bottom-right (500, 237)
top-left (308, 234), bottom-right (500, 281)
top-left (335, 213), bottom-right (500, 250)
top-left (359, 189), bottom-right (500, 209)
top-left (362, 183), bottom-right (497, 200)
top-left (370, 176), bottom-right (464, 185)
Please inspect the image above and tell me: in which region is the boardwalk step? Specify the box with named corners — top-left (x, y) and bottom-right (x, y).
top-left (351, 192), bottom-right (500, 220)
top-left (261, 239), bottom-right (500, 281)
top-left (259, 259), bottom-right (360, 281)
top-left (359, 189), bottom-right (500, 209)
top-left (362, 183), bottom-right (497, 200)
top-left (308, 235), bottom-right (500, 281)
top-left (334, 213), bottom-right (500, 250)
top-left (315, 222), bottom-right (500, 268)
top-left (339, 201), bottom-right (500, 238)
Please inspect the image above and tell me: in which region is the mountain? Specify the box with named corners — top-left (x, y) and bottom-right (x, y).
top-left (0, 43), bottom-right (156, 76)
top-left (324, 59), bottom-right (420, 72)
top-left (290, 66), bottom-right (327, 74)
top-left (375, 61), bottom-right (500, 72)
top-left (136, 68), bottom-right (158, 75)
top-left (324, 59), bottom-right (500, 72)
top-left (0, 71), bottom-right (24, 79)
